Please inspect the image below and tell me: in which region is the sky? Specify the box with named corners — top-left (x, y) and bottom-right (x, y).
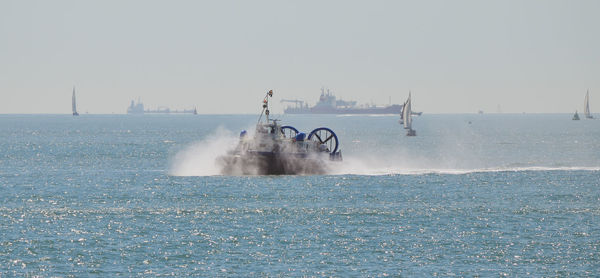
top-left (1, 0), bottom-right (599, 114)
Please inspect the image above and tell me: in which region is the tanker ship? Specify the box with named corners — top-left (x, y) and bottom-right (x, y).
top-left (282, 88), bottom-right (403, 114)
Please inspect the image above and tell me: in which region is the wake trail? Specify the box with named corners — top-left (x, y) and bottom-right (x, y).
top-left (329, 165), bottom-right (600, 176)
top-left (169, 128), bottom-right (600, 177)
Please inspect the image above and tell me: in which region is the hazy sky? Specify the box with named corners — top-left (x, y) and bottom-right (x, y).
top-left (1, 0), bottom-right (599, 114)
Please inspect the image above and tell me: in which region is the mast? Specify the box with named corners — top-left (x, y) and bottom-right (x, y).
top-left (72, 86), bottom-right (79, 116)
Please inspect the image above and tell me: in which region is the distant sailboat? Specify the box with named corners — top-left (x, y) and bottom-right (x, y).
top-left (72, 87), bottom-right (79, 116)
top-left (584, 90), bottom-right (593, 119)
top-left (399, 92), bottom-right (418, 136)
top-left (573, 110), bottom-right (580, 120)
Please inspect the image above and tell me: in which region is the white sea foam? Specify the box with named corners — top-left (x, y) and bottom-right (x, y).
top-left (168, 127), bottom-right (238, 176)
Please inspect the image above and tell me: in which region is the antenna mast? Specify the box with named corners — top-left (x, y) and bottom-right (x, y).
top-left (258, 90), bottom-right (274, 123)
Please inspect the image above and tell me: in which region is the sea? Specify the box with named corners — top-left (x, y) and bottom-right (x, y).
top-left (1, 113), bottom-right (599, 276)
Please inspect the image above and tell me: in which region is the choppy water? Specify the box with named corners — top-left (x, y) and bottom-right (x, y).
top-left (1, 114), bottom-right (599, 276)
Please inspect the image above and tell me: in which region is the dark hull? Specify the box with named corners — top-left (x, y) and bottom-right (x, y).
top-left (284, 104), bottom-right (402, 114)
top-left (217, 152), bottom-right (329, 175)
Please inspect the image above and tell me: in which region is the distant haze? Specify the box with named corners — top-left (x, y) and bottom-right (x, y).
top-left (1, 0), bottom-right (598, 114)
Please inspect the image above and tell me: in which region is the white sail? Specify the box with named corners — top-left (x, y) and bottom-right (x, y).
top-left (402, 93), bottom-right (412, 130)
top-left (584, 90), bottom-right (592, 118)
top-left (399, 103), bottom-right (404, 124)
top-left (72, 87), bottom-right (79, 116)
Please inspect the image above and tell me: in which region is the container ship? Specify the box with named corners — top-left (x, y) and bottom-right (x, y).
top-left (282, 88), bottom-right (402, 114)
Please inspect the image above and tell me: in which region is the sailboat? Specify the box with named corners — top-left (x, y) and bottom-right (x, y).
top-left (72, 87), bottom-right (79, 116)
top-left (399, 92), bottom-right (418, 136)
top-left (573, 110), bottom-right (580, 120)
top-left (584, 90), bottom-right (593, 119)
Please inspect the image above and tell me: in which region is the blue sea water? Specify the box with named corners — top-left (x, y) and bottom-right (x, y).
top-left (1, 114), bottom-right (599, 276)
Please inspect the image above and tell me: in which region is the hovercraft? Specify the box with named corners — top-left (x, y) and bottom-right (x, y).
top-left (217, 90), bottom-right (342, 175)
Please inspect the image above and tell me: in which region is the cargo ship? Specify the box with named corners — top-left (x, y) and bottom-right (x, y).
top-left (282, 88), bottom-right (402, 114)
top-left (127, 99), bottom-right (197, 115)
